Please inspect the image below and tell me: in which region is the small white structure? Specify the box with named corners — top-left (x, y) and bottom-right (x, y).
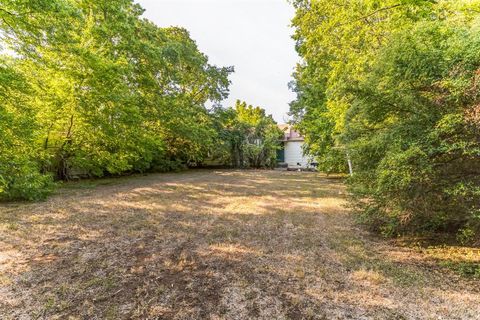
top-left (277, 125), bottom-right (314, 169)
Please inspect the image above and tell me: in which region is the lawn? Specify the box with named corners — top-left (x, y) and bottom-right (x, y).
top-left (1, 170), bottom-right (479, 319)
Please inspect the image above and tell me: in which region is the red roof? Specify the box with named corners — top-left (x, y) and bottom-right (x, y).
top-left (279, 124), bottom-right (304, 142)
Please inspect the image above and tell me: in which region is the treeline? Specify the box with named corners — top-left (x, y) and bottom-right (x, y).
top-left (211, 100), bottom-right (281, 169)
top-left (0, 1), bottom-right (278, 201)
top-left (290, 0), bottom-right (480, 241)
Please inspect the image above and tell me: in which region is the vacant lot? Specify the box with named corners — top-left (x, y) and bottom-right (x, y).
top-left (1, 170), bottom-right (479, 319)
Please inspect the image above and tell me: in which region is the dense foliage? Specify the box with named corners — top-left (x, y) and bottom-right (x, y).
top-left (210, 100), bottom-right (281, 168)
top-left (290, 0), bottom-right (480, 240)
top-left (0, 0), bottom-right (232, 200)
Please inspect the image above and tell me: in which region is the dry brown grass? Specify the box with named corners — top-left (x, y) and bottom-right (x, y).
top-left (0, 170), bottom-right (479, 319)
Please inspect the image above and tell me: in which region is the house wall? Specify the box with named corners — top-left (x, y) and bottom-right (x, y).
top-left (284, 141), bottom-right (310, 167)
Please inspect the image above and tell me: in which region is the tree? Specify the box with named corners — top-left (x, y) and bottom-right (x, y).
top-left (290, 0), bottom-right (480, 239)
top-left (212, 101), bottom-right (282, 168)
top-left (0, 58), bottom-right (54, 200)
top-left (0, 0), bottom-right (232, 200)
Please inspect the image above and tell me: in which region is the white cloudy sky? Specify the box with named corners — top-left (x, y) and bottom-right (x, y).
top-left (136, 0), bottom-right (299, 123)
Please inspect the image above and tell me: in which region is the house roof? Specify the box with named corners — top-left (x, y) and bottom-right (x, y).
top-left (278, 124), bottom-right (305, 142)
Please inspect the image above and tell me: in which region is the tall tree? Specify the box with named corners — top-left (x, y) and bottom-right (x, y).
top-left (290, 0), bottom-right (480, 239)
top-left (0, 0), bottom-right (232, 200)
top-left (212, 101), bottom-right (281, 168)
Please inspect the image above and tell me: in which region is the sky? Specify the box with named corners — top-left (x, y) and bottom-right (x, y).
top-left (136, 0), bottom-right (299, 123)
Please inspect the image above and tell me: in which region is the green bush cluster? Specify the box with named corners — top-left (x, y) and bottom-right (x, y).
top-left (0, 0), bottom-right (232, 200)
top-left (290, 0), bottom-right (480, 240)
top-left (210, 100), bottom-right (282, 169)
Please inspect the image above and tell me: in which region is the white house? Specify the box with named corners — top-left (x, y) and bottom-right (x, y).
top-left (277, 125), bottom-right (314, 169)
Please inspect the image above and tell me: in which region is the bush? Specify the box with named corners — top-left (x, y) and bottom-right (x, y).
top-left (347, 21), bottom-right (480, 236)
top-left (0, 160), bottom-right (54, 201)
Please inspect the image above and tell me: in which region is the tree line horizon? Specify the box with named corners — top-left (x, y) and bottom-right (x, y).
top-left (1, 0), bottom-right (479, 243)
top-left (0, 0), bottom-right (281, 201)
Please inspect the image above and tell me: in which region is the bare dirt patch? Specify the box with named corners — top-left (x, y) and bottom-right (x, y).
top-left (0, 170), bottom-right (479, 319)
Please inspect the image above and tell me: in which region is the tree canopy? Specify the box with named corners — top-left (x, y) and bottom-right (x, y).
top-left (211, 100), bottom-right (281, 169)
top-left (290, 0), bottom-right (480, 240)
top-left (0, 0), bottom-right (232, 200)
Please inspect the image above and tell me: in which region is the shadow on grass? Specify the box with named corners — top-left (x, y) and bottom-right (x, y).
top-left (0, 170), bottom-right (479, 319)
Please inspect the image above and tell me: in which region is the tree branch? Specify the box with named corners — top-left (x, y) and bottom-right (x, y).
top-left (0, 8), bottom-right (16, 16)
top-left (1, 17), bottom-right (15, 31)
top-left (336, 4), bottom-right (404, 28)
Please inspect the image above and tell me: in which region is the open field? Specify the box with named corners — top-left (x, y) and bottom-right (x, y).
top-left (1, 170), bottom-right (479, 319)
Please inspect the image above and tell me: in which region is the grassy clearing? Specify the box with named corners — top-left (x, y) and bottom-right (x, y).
top-left (0, 170), bottom-right (479, 319)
